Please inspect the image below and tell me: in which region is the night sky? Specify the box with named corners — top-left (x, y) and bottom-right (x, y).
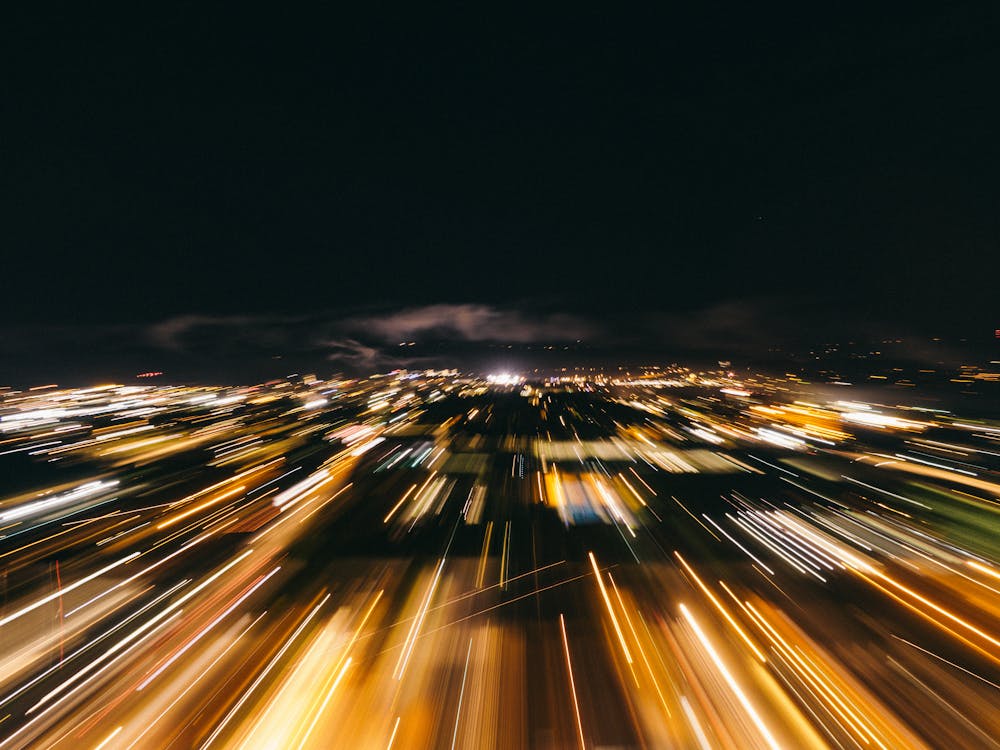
top-left (3, 4), bottom-right (999, 380)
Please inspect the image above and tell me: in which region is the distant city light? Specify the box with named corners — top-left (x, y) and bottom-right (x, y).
top-left (486, 372), bottom-right (523, 385)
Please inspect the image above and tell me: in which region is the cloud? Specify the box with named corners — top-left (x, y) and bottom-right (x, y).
top-left (128, 305), bottom-right (601, 373)
top-left (319, 337), bottom-right (423, 370)
top-left (146, 314), bottom-right (303, 351)
top-left (135, 299), bottom-right (967, 370)
top-left (1, 299), bottom-right (976, 384)
top-left (342, 304), bottom-right (597, 344)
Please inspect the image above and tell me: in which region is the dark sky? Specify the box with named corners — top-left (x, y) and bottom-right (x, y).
top-left (2, 4), bottom-right (999, 379)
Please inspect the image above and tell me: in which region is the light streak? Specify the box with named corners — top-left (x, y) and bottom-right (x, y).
top-left (449, 637), bottom-right (474, 750)
top-left (679, 603), bottom-right (782, 750)
top-left (588, 551), bottom-right (633, 664)
top-left (559, 614), bottom-right (587, 750)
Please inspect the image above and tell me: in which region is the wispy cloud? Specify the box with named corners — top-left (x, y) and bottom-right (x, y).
top-left (0, 299), bottom-right (974, 384)
top-left (133, 304), bottom-right (600, 370)
top-left (318, 337), bottom-right (426, 370)
top-left (146, 314), bottom-right (304, 351)
top-left (342, 304), bottom-right (596, 344)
